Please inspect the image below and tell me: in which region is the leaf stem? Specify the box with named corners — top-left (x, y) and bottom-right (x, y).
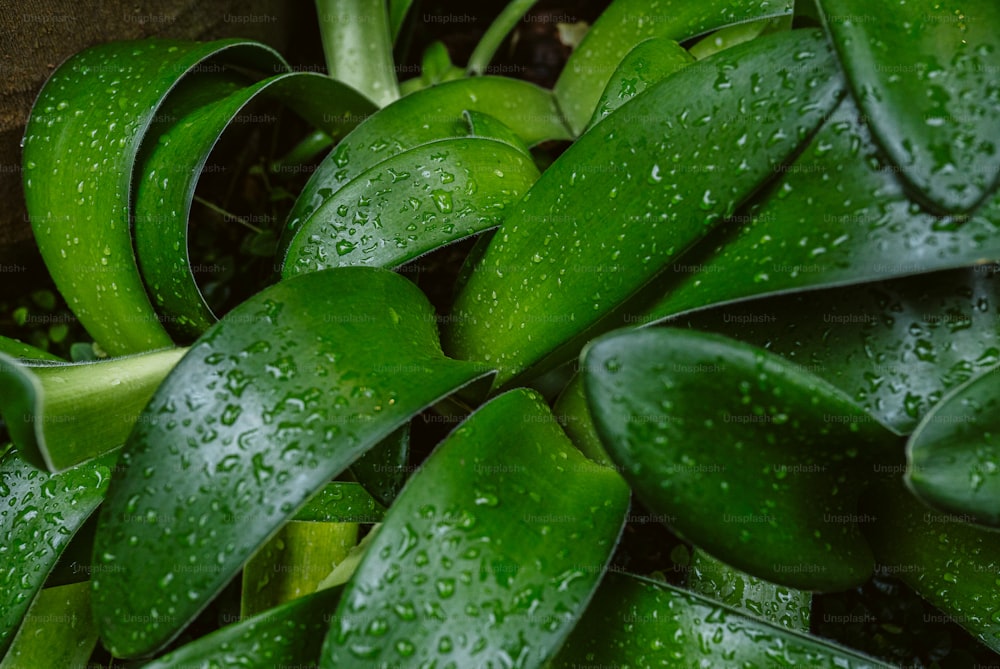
top-left (467, 0), bottom-right (540, 76)
top-left (315, 0), bottom-right (400, 107)
top-left (193, 196), bottom-right (263, 234)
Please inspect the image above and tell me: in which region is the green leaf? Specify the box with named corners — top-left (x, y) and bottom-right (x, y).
top-left (293, 482), bottom-right (386, 523)
top-left (281, 76), bottom-right (570, 260)
top-left (554, 0), bottom-right (795, 135)
top-left (446, 29), bottom-right (844, 389)
top-left (551, 572), bottom-right (894, 668)
top-left (389, 0), bottom-right (414, 42)
top-left (315, 0), bottom-right (399, 107)
top-left (669, 266), bottom-right (1000, 434)
top-left (552, 371), bottom-right (614, 468)
top-left (279, 136), bottom-right (539, 278)
top-left (241, 520), bottom-right (357, 618)
top-left (320, 388), bottom-right (630, 667)
top-left (139, 587), bottom-right (343, 669)
top-left (349, 424), bottom-right (409, 507)
top-left (816, 0), bottom-right (1000, 213)
top-left (22, 39), bottom-right (287, 356)
top-left (585, 37), bottom-right (694, 132)
top-left (0, 450), bottom-right (113, 656)
top-left (92, 267), bottom-right (492, 657)
top-left (467, 0), bottom-right (540, 76)
top-left (0, 348), bottom-right (186, 472)
top-left (686, 549), bottom-right (811, 631)
top-left (641, 95), bottom-right (1000, 325)
top-left (135, 72), bottom-right (377, 340)
top-left (861, 480), bottom-right (1000, 653)
top-left (582, 327), bottom-right (900, 590)
top-left (906, 367), bottom-right (1000, 526)
top-left (0, 336), bottom-right (60, 362)
top-left (689, 14), bottom-right (792, 59)
top-left (0, 582), bottom-right (98, 669)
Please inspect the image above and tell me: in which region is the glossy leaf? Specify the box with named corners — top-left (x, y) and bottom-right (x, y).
top-left (862, 480), bottom-right (1000, 653)
top-left (315, 0), bottom-right (399, 107)
top-left (552, 370), bottom-right (614, 468)
top-left (320, 388), bottom-right (630, 667)
top-left (281, 76), bottom-right (570, 257)
top-left (349, 424), bottom-right (409, 507)
top-left (672, 266), bottom-right (1000, 434)
top-left (551, 572), bottom-right (893, 668)
top-left (0, 450), bottom-right (114, 656)
top-left (447, 29), bottom-right (844, 388)
top-left (642, 96), bottom-right (1000, 325)
top-left (92, 267), bottom-right (492, 657)
top-left (554, 0), bottom-right (795, 135)
top-left (293, 482), bottom-right (386, 524)
top-left (689, 14), bottom-right (792, 60)
top-left (389, 0), bottom-right (414, 42)
top-left (22, 39), bottom-right (287, 355)
top-left (241, 520), bottom-right (357, 617)
top-left (135, 72), bottom-right (376, 340)
top-left (0, 349), bottom-right (185, 471)
top-left (139, 586), bottom-right (343, 669)
top-left (906, 367), bottom-right (1000, 526)
top-left (585, 37), bottom-right (694, 132)
top-left (582, 327), bottom-right (900, 590)
top-left (817, 0), bottom-right (1000, 213)
top-left (280, 136), bottom-right (539, 279)
top-left (0, 337), bottom-right (60, 362)
top-left (0, 582), bottom-right (98, 669)
top-left (686, 549), bottom-right (811, 631)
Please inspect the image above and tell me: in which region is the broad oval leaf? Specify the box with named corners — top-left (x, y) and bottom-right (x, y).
top-left (551, 572), bottom-right (894, 668)
top-left (135, 72), bottom-right (377, 340)
top-left (554, 0), bottom-right (794, 135)
top-left (92, 267), bottom-right (492, 657)
top-left (669, 266), bottom-right (1000, 434)
top-left (280, 137), bottom-right (539, 279)
top-left (22, 39), bottom-right (287, 355)
top-left (861, 480), bottom-right (1000, 653)
top-left (0, 349), bottom-right (185, 471)
top-left (641, 95), bottom-right (1000, 325)
top-left (817, 0), bottom-right (1000, 213)
top-left (0, 450), bottom-right (114, 656)
top-left (139, 586), bottom-right (342, 669)
top-left (582, 327), bottom-right (900, 590)
top-left (447, 29), bottom-right (844, 388)
top-left (282, 76), bottom-right (570, 258)
top-left (320, 388), bottom-right (630, 667)
top-left (906, 367), bottom-right (1000, 527)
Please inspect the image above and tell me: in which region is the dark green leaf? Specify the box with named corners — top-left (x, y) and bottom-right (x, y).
top-left (586, 37), bottom-right (694, 132)
top-left (320, 388), bottom-right (630, 667)
top-left (349, 424), bottom-right (409, 507)
top-left (862, 480), bottom-right (1000, 653)
top-left (292, 482), bottom-right (386, 524)
top-left (817, 0), bottom-right (1000, 213)
top-left (22, 39), bottom-right (287, 355)
top-left (280, 136), bottom-right (539, 278)
top-left (554, 0), bottom-right (795, 134)
top-left (92, 267), bottom-right (492, 657)
top-left (134, 71), bottom-right (377, 340)
top-left (447, 29), bottom-right (844, 388)
top-left (671, 266), bottom-right (1000, 434)
top-left (582, 327), bottom-right (900, 590)
top-left (0, 582), bottom-right (98, 669)
top-left (0, 450), bottom-right (114, 656)
top-left (139, 587), bottom-right (343, 669)
top-left (0, 336), bottom-right (60, 362)
top-left (906, 367), bottom-right (1000, 526)
top-left (642, 96), bottom-right (1000, 325)
top-left (551, 572), bottom-right (894, 668)
top-left (686, 548), bottom-right (811, 631)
